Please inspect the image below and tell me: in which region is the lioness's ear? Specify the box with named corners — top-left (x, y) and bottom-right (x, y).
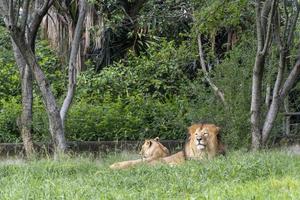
top-left (154, 137), bottom-right (160, 141)
top-left (146, 140), bottom-right (152, 146)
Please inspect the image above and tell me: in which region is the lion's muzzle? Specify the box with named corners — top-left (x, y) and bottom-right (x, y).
top-left (195, 135), bottom-right (206, 150)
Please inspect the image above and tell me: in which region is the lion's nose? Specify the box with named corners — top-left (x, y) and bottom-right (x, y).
top-left (196, 135), bottom-right (202, 141)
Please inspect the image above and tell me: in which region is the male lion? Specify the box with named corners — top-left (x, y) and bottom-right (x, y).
top-left (150, 123), bottom-right (225, 166)
top-left (109, 137), bottom-right (170, 169)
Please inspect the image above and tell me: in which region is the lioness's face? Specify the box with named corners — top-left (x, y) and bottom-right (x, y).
top-left (139, 137), bottom-right (160, 158)
top-left (139, 140), bottom-right (152, 158)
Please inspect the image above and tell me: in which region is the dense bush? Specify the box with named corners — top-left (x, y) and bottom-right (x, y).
top-left (65, 96), bottom-right (189, 141)
top-left (0, 99), bottom-right (21, 143)
top-left (0, 37), bottom-right (258, 148)
top-left (0, 32), bottom-right (265, 149)
top-left (0, 26), bottom-right (20, 102)
top-left (62, 37), bottom-right (258, 148)
top-left (76, 41), bottom-right (196, 102)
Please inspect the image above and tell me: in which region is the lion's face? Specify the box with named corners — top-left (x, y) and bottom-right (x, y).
top-left (139, 137), bottom-right (170, 158)
top-left (193, 128), bottom-right (209, 150)
top-left (186, 123), bottom-right (221, 158)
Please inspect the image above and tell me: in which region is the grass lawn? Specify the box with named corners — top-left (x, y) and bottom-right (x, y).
top-left (0, 150), bottom-right (299, 199)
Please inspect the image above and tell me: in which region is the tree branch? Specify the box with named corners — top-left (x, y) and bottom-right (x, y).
top-left (29, 0), bottom-right (54, 51)
top-left (8, 0), bottom-right (15, 27)
top-left (256, 0), bottom-right (263, 50)
top-left (283, 0), bottom-right (289, 40)
top-left (60, 0), bottom-right (87, 124)
top-left (287, 5), bottom-right (300, 47)
top-left (272, 9), bottom-right (285, 98)
top-left (279, 58), bottom-right (300, 99)
top-left (261, 0), bottom-right (277, 55)
top-left (197, 34), bottom-right (226, 105)
top-left (20, 0), bottom-right (30, 35)
top-left (0, 0), bottom-right (9, 18)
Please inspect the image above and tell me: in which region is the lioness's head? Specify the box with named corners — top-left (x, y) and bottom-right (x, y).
top-left (186, 123), bottom-right (221, 158)
top-left (139, 137), bottom-right (170, 159)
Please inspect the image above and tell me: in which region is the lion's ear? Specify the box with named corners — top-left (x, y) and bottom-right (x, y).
top-left (188, 124), bottom-right (202, 135)
top-left (216, 126), bottom-right (221, 134)
top-left (154, 137), bottom-right (160, 141)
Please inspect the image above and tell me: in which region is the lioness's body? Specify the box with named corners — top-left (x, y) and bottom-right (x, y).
top-left (150, 123), bottom-right (225, 166)
top-left (109, 137), bottom-right (170, 169)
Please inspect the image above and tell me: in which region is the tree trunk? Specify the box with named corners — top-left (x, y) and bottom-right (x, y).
top-left (250, 53), bottom-right (265, 150)
top-left (265, 84), bottom-right (271, 108)
top-left (60, 0), bottom-right (86, 127)
top-left (261, 49), bottom-right (285, 145)
top-left (260, 3), bottom-right (299, 145)
top-left (2, 0), bottom-right (66, 156)
top-left (14, 38), bottom-right (66, 154)
top-left (284, 99), bottom-right (290, 135)
top-left (250, 0), bottom-right (276, 150)
top-left (12, 41), bottom-right (34, 157)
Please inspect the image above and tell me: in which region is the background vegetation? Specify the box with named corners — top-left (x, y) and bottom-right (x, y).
top-left (0, 0), bottom-right (299, 149)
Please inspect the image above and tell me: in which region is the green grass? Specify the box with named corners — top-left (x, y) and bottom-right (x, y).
top-left (0, 150), bottom-right (300, 199)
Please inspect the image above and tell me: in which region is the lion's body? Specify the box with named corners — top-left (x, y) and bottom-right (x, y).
top-left (151, 123), bottom-right (225, 166)
top-left (109, 137), bottom-right (170, 169)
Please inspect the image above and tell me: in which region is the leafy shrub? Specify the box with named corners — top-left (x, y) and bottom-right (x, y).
top-left (0, 36), bottom-right (258, 149)
top-left (25, 40), bottom-right (257, 148)
top-left (0, 26), bottom-right (20, 102)
top-left (76, 40), bottom-right (195, 103)
top-left (36, 40), bottom-right (65, 98)
top-left (211, 36), bottom-right (255, 147)
top-left (65, 96), bottom-right (190, 141)
top-left (0, 99), bottom-right (21, 143)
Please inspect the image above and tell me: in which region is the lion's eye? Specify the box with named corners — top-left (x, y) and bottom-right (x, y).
top-left (204, 133), bottom-right (208, 136)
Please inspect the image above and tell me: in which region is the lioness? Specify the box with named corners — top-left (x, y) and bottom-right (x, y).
top-left (109, 137), bottom-right (170, 169)
top-left (150, 123), bottom-right (225, 166)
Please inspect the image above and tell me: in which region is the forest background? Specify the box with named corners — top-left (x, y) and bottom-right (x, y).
top-left (0, 0), bottom-right (299, 155)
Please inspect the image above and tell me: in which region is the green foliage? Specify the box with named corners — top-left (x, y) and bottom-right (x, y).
top-left (77, 41), bottom-right (195, 102)
top-left (36, 40), bottom-right (65, 98)
top-left (194, 0), bottom-right (252, 34)
top-left (0, 38), bottom-right (65, 142)
top-left (0, 99), bottom-right (21, 143)
top-left (0, 26), bottom-right (20, 101)
top-left (0, 35), bottom-right (257, 148)
top-left (65, 96), bottom-right (189, 141)
top-left (67, 36), bottom-right (256, 148)
top-left (0, 0), bottom-right (288, 149)
top-left (0, 151), bottom-right (300, 199)
top-left (141, 0), bottom-right (193, 41)
top-left (212, 34), bottom-right (255, 147)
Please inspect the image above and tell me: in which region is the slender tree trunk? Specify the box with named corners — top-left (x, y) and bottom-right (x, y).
top-left (262, 58), bottom-right (300, 144)
top-left (284, 98), bottom-right (290, 135)
top-left (265, 84), bottom-right (271, 108)
top-left (12, 41), bottom-right (34, 157)
top-left (60, 0), bottom-right (86, 127)
top-left (20, 64), bottom-right (35, 155)
top-left (250, 0), bottom-right (276, 150)
top-left (250, 53), bottom-right (265, 150)
top-left (261, 49), bottom-right (285, 145)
